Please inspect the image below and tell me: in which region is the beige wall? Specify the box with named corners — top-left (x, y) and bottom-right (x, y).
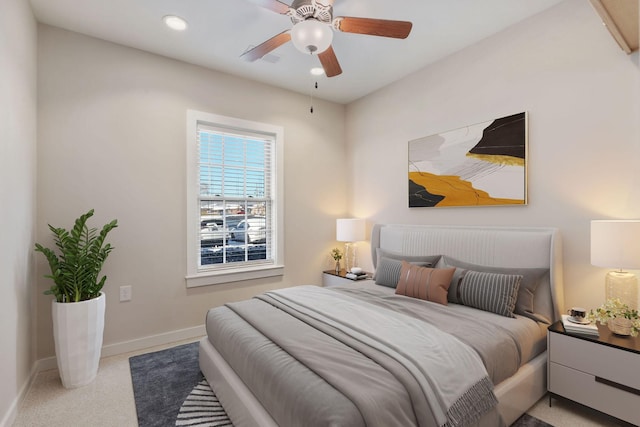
top-left (0, 0), bottom-right (37, 425)
top-left (346, 1), bottom-right (640, 312)
top-left (36, 25), bottom-right (347, 360)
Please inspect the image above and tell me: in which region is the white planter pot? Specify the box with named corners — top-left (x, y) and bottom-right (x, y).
top-left (52, 292), bottom-right (106, 388)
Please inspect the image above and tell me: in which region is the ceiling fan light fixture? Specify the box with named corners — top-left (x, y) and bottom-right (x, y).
top-left (163, 15), bottom-right (188, 31)
top-left (291, 19), bottom-right (333, 55)
top-left (310, 67), bottom-right (325, 76)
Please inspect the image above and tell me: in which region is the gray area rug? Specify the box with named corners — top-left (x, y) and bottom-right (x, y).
top-left (129, 342), bottom-right (231, 427)
top-left (130, 341), bottom-right (553, 427)
top-left (512, 413), bottom-right (554, 427)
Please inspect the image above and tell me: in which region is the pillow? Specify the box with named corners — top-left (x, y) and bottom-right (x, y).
top-left (457, 270), bottom-right (521, 318)
top-left (376, 257), bottom-right (408, 287)
top-left (375, 249), bottom-right (441, 269)
top-left (373, 249), bottom-right (441, 280)
top-left (375, 255), bottom-right (439, 288)
top-left (394, 261), bottom-right (455, 305)
top-left (441, 256), bottom-right (550, 323)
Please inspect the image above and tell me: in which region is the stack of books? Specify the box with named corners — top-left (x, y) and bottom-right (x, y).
top-left (561, 314), bottom-right (599, 337)
top-left (345, 271), bottom-right (368, 280)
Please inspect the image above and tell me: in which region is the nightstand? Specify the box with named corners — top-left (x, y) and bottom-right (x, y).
top-left (322, 269), bottom-right (371, 288)
top-left (547, 321), bottom-right (640, 425)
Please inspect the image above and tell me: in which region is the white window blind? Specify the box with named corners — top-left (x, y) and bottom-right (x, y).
top-left (198, 124), bottom-right (274, 267)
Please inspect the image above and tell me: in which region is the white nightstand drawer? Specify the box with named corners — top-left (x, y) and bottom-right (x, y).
top-left (549, 362), bottom-right (640, 425)
top-left (323, 273), bottom-right (349, 288)
top-left (549, 332), bottom-right (640, 390)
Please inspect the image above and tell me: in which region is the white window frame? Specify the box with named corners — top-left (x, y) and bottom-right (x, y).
top-left (185, 110), bottom-right (284, 287)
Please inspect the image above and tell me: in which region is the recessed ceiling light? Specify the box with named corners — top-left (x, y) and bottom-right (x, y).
top-left (310, 67), bottom-right (325, 76)
top-left (163, 15), bottom-right (188, 31)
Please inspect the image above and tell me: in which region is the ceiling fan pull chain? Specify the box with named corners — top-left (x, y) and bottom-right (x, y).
top-left (309, 54), bottom-right (318, 114)
top-left (310, 81), bottom-right (318, 113)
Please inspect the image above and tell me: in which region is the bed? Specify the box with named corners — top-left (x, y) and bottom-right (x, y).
top-left (199, 224), bottom-right (564, 427)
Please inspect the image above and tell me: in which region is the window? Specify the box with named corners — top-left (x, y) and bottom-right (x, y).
top-left (186, 110), bottom-right (284, 287)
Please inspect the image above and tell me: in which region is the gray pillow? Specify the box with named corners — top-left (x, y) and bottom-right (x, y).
top-left (373, 250), bottom-right (441, 288)
top-left (441, 256), bottom-right (550, 323)
top-left (457, 270), bottom-right (521, 318)
top-left (375, 256), bottom-right (435, 288)
top-left (374, 249), bottom-right (441, 272)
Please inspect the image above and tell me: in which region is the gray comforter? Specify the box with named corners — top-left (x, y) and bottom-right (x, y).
top-left (205, 286), bottom-right (541, 427)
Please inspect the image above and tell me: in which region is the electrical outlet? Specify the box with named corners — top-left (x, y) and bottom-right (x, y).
top-left (119, 285), bottom-right (132, 302)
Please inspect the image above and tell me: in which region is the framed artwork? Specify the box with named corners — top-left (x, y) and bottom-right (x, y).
top-left (408, 112), bottom-right (527, 208)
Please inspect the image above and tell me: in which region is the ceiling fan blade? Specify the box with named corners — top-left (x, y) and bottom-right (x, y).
top-left (249, 0), bottom-right (291, 15)
top-left (333, 17), bottom-right (413, 39)
top-left (241, 30), bottom-right (291, 62)
top-left (318, 45), bottom-right (342, 77)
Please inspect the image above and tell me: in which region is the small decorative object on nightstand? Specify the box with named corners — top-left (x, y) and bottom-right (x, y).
top-left (547, 321), bottom-right (640, 425)
top-left (561, 314), bottom-right (599, 337)
top-left (589, 298), bottom-right (640, 337)
top-left (330, 248), bottom-right (343, 274)
top-left (345, 267), bottom-right (368, 281)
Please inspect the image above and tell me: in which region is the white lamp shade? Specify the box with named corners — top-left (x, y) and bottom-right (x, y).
top-left (291, 19), bottom-right (333, 54)
top-left (336, 218), bottom-right (366, 242)
top-left (591, 220), bottom-right (640, 269)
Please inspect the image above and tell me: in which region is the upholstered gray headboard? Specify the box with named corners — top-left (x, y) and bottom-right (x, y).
top-left (370, 224), bottom-right (564, 322)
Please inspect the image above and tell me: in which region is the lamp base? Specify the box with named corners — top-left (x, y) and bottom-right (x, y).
top-left (605, 271), bottom-right (638, 336)
top-left (344, 242), bottom-right (358, 273)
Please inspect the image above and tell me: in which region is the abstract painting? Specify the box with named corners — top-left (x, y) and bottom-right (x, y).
top-left (408, 112), bottom-right (527, 208)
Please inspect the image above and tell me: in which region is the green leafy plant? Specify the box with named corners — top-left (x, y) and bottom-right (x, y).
top-left (331, 248), bottom-right (343, 261)
top-left (35, 209), bottom-right (118, 303)
top-left (588, 298), bottom-right (640, 337)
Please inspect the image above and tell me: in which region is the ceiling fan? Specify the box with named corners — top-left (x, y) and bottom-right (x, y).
top-left (242, 0), bottom-right (413, 77)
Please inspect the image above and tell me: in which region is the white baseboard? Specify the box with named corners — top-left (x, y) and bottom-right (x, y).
top-left (0, 363), bottom-right (39, 427)
top-left (35, 324), bottom-right (206, 373)
top-left (103, 324), bottom-right (206, 358)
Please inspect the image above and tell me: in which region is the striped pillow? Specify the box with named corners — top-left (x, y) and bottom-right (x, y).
top-left (375, 256), bottom-right (435, 288)
top-left (441, 256), bottom-right (549, 323)
top-left (395, 261), bottom-right (455, 305)
top-left (458, 270), bottom-right (522, 318)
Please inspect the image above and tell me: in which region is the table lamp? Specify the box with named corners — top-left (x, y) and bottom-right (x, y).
top-left (336, 218), bottom-right (366, 272)
top-left (591, 220), bottom-right (640, 334)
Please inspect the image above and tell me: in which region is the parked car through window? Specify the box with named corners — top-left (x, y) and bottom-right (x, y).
top-left (231, 217), bottom-right (267, 244)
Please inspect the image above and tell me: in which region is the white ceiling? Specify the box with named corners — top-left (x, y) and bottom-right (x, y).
top-left (29, 0), bottom-right (565, 104)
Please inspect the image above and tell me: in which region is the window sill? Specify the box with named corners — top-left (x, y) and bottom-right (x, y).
top-left (185, 264), bottom-right (284, 288)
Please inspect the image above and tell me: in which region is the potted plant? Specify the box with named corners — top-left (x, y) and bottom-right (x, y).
top-left (35, 209), bottom-right (118, 388)
top-left (331, 248), bottom-right (343, 273)
top-left (589, 298), bottom-right (640, 337)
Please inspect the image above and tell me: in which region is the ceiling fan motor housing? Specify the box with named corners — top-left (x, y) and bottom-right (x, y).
top-left (290, 0), bottom-right (333, 24)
